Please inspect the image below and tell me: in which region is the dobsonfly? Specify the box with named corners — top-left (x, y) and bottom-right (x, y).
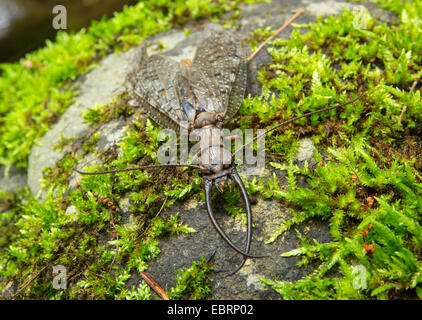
top-left (75, 29), bottom-right (365, 276)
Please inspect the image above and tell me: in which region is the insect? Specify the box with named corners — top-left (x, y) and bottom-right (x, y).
top-left (75, 29), bottom-right (365, 276)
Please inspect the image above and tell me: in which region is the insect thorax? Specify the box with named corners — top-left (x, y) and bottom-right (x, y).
top-left (191, 125), bottom-right (232, 175)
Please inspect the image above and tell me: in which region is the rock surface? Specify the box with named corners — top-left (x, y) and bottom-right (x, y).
top-left (0, 165), bottom-right (27, 192)
top-left (23, 0), bottom-right (394, 299)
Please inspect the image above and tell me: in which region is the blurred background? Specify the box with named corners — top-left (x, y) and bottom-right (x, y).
top-left (0, 0), bottom-right (139, 62)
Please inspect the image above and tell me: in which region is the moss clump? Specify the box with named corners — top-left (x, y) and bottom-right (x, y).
top-left (0, 182), bottom-right (197, 299)
top-left (0, 0), bottom-right (265, 300)
top-left (239, 2), bottom-right (422, 299)
top-left (169, 256), bottom-right (214, 300)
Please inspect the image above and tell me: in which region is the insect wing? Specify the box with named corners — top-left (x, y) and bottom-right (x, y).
top-left (126, 44), bottom-right (191, 131)
top-left (190, 31), bottom-right (248, 120)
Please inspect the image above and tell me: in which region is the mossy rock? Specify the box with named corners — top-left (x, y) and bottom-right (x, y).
top-left (1, 0), bottom-right (421, 300)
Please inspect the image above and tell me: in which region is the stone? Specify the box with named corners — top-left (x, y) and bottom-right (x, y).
top-left (296, 138), bottom-right (315, 162)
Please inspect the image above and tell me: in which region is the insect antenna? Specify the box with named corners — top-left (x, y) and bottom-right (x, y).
top-left (232, 90), bottom-right (366, 159)
top-left (74, 163), bottom-right (203, 176)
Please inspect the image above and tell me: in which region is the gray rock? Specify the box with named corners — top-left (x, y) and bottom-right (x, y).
top-left (306, 0), bottom-right (363, 16)
top-left (28, 47), bottom-right (137, 195)
top-left (296, 138), bottom-right (315, 162)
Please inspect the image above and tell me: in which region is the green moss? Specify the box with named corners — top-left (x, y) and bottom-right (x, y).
top-left (244, 2), bottom-right (422, 299)
top-left (83, 92), bottom-right (133, 125)
top-left (169, 256), bottom-right (214, 300)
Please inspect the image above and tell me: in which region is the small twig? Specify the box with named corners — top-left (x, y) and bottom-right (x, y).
top-left (398, 80), bottom-right (418, 124)
top-left (11, 263), bottom-right (51, 299)
top-left (206, 250), bottom-right (217, 264)
top-left (88, 121), bottom-right (104, 138)
top-left (155, 195), bottom-right (168, 218)
top-left (109, 175), bottom-right (120, 272)
top-left (398, 107), bottom-right (407, 125)
top-left (85, 268), bottom-right (105, 278)
top-left (265, 153), bottom-right (286, 162)
top-left (247, 8), bottom-right (305, 62)
top-left (140, 272), bottom-right (169, 300)
top-left (135, 195), bottom-right (168, 241)
top-left (410, 80), bottom-right (418, 91)
top-left (74, 147), bottom-right (117, 175)
top-left (67, 271), bottom-right (85, 283)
